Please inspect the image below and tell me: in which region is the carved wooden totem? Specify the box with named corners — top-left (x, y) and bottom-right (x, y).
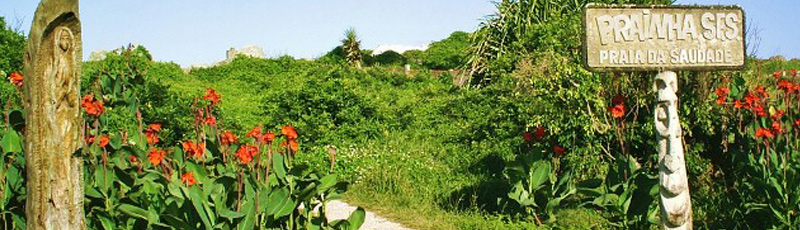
top-left (22, 0), bottom-right (85, 229)
top-left (654, 71), bottom-right (692, 230)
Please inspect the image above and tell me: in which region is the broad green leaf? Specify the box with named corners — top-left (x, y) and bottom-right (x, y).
top-left (1, 130), bottom-right (23, 153)
top-left (187, 186), bottom-right (214, 230)
top-left (347, 207), bottom-right (366, 230)
top-left (118, 203), bottom-right (152, 223)
top-left (528, 160), bottom-right (551, 190)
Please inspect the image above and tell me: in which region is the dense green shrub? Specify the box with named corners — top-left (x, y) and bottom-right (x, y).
top-left (422, 31), bottom-right (469, 70)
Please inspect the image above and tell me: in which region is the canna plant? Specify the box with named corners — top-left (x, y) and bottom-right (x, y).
top-left (505, 127), bottom-right (576, 224)
top-left (712, 70), bottom-right (800, 229)
top-left (1, 57), bottom-right (366, 229)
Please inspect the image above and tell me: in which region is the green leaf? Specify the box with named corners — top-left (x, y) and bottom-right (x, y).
top-left (118, 203), bottom-right (152, 223)
top-left (187, 186), bottom-right (214, 230)
top-left (346, 207), bottom-right (366, 230)
top-left (528, 160), bottom-right (551, 190)
top-left (273, 153), bottom-right (287, 180)
top-left (110, 133), bottom-right (123, 150)
top-left (319, 174), bottom-right (338, 191)
top-left (1, 130), bottom-right (23, 153)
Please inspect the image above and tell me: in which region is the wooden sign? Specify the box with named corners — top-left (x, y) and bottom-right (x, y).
top-left (583, 5), bottom-right (745, 71)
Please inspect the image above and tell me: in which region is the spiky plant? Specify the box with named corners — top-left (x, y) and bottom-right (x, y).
top-left (341, 28), bottom-right (363, 69)
top-left (464, 0), bottom-right (673, 87)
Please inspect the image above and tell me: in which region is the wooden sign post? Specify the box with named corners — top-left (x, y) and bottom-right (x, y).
top-left (583, 4), bottom-right (745, 230)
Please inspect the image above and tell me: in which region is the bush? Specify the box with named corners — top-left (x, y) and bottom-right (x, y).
top-left (422, 31), bottom-right (470, 70)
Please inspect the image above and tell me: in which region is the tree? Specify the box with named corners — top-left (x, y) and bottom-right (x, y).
top-left (341, 28), bottom-right (363, 69)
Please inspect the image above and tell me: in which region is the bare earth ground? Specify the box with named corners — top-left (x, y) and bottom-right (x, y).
top-left (325, 200), bottom-right (414, 230)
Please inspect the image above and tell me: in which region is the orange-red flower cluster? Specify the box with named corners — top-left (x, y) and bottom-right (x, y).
top-left (246, 126), bottom-right (261, 139)
top-left (778, 80), bottom-right (800, 94)
top-left (203, 88), bottom-right (221, 106)
top-left (98, 135), bottom-right (110, 148)
top-left (280, 125), bottom-right (299, 152)
top-left (221, 131), bottom-right (237, 145)
top-left (204, 116), bottom-right (216, 126)
top-left (773, 71), bottom-right (783, 79)
top-left (8, 72), bottom-right (22, 87)
top-left (262, 132), bottom-right (276, 143)
top-left (235, 144), bottom-right (257, 164)
top-left (148, 148), bottom-right (167, 166)
top-left (608, 94), bottom-right (626, 119)
top-left (181, 171), bottom-right (197, 186)
top-left (81, 95), bottom-right (105, 117)
top-left (182, 141), bottom-right (206, 159)
top-left (145, 123), bottom-right (162, 145)
top-left (771, 121), bottom-right (782, 134)
top-left (755, 128), bottom-right (775, 140)
top-left (714, 87), bottom-right (729, 105)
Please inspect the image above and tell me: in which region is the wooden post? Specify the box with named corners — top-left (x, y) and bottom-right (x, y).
top-left (22, 0), bottom-right (85, 229)
top-left (654, 71), bottom-right (692, 230)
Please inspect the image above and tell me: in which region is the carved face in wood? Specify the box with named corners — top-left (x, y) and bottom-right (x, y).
top-left (57, 27), bottom-right (73, 52)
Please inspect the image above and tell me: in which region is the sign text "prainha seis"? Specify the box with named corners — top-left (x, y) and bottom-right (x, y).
top-left (583, 5), bottom-right (745, 71)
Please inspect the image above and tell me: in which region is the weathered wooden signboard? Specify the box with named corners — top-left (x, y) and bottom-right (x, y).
top-left (583, 5), bottom-right (745, 71)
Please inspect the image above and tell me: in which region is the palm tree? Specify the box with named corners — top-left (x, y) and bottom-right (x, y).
top-left (341, 28), bottom-right (363, 69)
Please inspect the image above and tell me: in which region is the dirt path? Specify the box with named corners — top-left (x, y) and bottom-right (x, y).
top-left (325, 200), bottom-right (413, 230)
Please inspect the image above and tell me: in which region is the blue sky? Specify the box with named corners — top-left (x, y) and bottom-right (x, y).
top-left (1, 1), bottom-right (797, 66)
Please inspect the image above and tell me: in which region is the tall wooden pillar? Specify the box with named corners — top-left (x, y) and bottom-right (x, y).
top-left (22, 0), bottom-right (85, 229)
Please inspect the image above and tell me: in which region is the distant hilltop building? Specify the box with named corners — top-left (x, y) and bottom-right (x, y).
top-left (371, 44), bottom-right (428, 55)
top-left (184, 45), bottom-right (266, 72)
top-left (225, 45), bottom-right (265, 63)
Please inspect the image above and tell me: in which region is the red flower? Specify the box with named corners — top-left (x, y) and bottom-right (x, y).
top-left (181, 171), bottom-right (197, 186)
top-left (262, 132), bottom-right (276, 143)
top-left (753, 104), bottom-right (767, 117)
top-left (523, 132), bottom-right (533, 142)
top-left (714, 87), bottom-right (729, 105)
top-left (281, 125), bottom-right (298, 140)
top-left (182, 141), bottom-right (206, 159)
top-left (778, 80), bottom-right (794, 93)
top-left (235, 144), bottom-right (255, 164)
top-left (148, 148), bottom-right (167, 166)
top-left (791, 69), bottom-right (797, 76)
top-left (148, 123), bottom-right (162, 132)
top-left (612, 94), bottom-right (625, 105)
top-left (246, 126), bottom-right (261, 139)
top-left (85, 136), bottom-right (95, 144)
top-left (771, 110), bottom-right (785, 120)
top-left (774, 71), bottom-right (783, 79)
top-left (203, 88), bottom-right (221, 105)
top-left (221, 131), bottom-right (238, 145)
top-left (609, 104), bottom-right (626, 119)
top-left (8, 72), bottom-right (22, 87)
top-left (534, 126), bottom-right (545, 141)
top-left (280, 139), bottom-right (299, 153)
top-left (145, 132), bottom-right (159, 145)
top-left (756, 86), bottom-right (769, 98)
top-left (553, 145), bottom-right (565, 158)
top-left (714, 87), bottom-right (730, 97)
top-left (795, 118), bottom-right (800, 127)
top-left (734, 100), bottom-right (742, 109)
top-left (81, 95), bottom-right (106, 117)
top-left (755, 128), bottom-right (775, 140)
top-left (98, 135), bottom-right (110, 148)
top-left (128, 155), bottom-right (138, 163)
top-left (772, 121), bottom-right (783, 134)
top-left (204, 116), bottom-right (216, 126)
top-left (145, 123), bottom-right (162, 145)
